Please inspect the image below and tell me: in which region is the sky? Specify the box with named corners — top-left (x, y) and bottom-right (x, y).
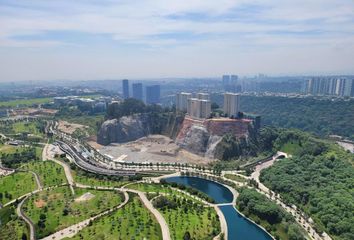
top-left (0, 0), bottom-right (353, 82)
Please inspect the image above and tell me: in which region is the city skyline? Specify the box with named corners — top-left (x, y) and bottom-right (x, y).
top-left (0, 0), bottom-right (354, 82)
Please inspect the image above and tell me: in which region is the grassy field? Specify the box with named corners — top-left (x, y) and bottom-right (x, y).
top-left (154, 195), bottom-right (220, 240)
top-left (127, 183), bottom-right (173, 194)
top-left (23, 186), bottom-right (123, 238)
top-left (224, 174), bottom-right (248, 183)
top-left (128, 183), bottom-right (206, 204)
top-left (0, 172), bottom-right (37, 205)
top-left (68, 193), bottom-right (162, 240)
top-left (71, 170), bottom-right (127, 188)
top-left (0, 97), bottom-right (52, 108)
top-left (0, 217), bottom-right (29, 240)
top-left (21, 161), bottom-right (67, 187)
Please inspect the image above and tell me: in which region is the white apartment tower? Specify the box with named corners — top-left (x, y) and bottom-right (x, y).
top-left (176, 92), bottom-right (192, 111)
top-left (187, 97), bottom-right (211, 119)
top-left (223, 93), bottom-right (240, 117)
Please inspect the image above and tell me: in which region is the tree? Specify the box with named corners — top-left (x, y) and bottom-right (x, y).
top-left (183, 231), bottom-right (191, 240)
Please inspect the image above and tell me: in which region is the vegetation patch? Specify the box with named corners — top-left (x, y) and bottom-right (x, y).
top-left (23, 186), bottom-right (123, 238)
top-left (260, 138), bottom-right (354, 240)
top-left (237, 187), bottom-right (307, 240)
top-left (70, 166), bottom-right (127, 188)
top-left (224, 174), bottom-right (248, 183)
top-left (21, 161), bottom-right (67, 187)
top-left (68, 193), bottom-right (162, 240)
top-left (0, 172), bottom-right (36, 205)
top-left (1, 146), bottom-right (42, 168)
top-left (153, 195), bottom-right (220, 240)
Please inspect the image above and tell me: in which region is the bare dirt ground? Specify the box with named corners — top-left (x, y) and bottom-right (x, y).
top-left (94, 135), bottom-right (215, 165)
top-left (34, 199), bottom-right (46, 208)
top-left (58, 120), bottom-right (88, 135)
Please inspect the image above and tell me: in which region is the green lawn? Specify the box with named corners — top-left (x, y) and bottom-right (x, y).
top-left (154, 195), bottom-right (220, 240)
top-left (23, 186), bottom-right (123, 238)
top-left (224, 174), bottom-right (248, 183)
top-left (0, 172), bottom-right (37, 205)
top-left (128, 182), bottom-right (206, 204)
top-left (68, 193), bottom-right (162, 240)
top-left (21, 161), bottom-right (67, 187)
top-left (0, 97), bottom-right (52, 108)
top-left (127, 183), bottom-right (173, 194)
top-left (12, 121), bottom-right (42, 135)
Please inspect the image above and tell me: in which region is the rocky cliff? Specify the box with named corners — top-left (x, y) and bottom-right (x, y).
top-left (97, 114), bottom-right (150, 145)
top-left (97, 112), bottom-right (184, 145)
top-left (175, 116), bottom-right (253, 158)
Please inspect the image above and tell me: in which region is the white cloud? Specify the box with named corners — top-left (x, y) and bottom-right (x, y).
top-left (0, 0), bottom-right (353, 81)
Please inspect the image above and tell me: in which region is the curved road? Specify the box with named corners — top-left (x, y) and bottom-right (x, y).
top-left (17, 196), bottom-right (36, 240)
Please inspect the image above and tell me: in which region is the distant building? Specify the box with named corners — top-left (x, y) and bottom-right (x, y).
top-left (187, 98), bottom-right (211, 119)
top-left (223, 93), bottom-right (240, 117)
top-left (222, 75), bottom-right (241, 92)
top-left (196, 93), bottom-right (210, 100)
top-left (132, 83), bottom-right (143, 101)
top-left (122, 79), bottom-right (129, 99)
top-left (222, 75), bottom-right (230, 86)
top-left (146, 85), bottom-right (160, 104)
top-left (176, 92), bottom-right (192, 111)
top-left (305, 77), bottom-right (354, 97)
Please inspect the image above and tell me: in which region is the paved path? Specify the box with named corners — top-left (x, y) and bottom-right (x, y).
top-left (17, 196), bottom-right (36, 240)
top-left (43, 144), bottom-right (75, 195)
top-left (29, 170), bottom-right (43, 190)
top-left (250, 152), bottom-right (331, 240)
top-left (41, 191), bottom-right (129, 240)
top-left (127, 189), bottom-right (171, 240)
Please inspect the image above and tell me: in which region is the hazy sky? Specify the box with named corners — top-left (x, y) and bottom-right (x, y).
top-left (0, 0), bottom-right (353, 82)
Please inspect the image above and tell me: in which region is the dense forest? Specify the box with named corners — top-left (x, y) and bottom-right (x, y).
top-left (237, 187), bottom-right (307, 240)
top-left (211, 95), bottom-right (354, 140)
top-left (1, 147), bottom-right (39, 168)
top-left (259, 131), bottom-right (354, 240)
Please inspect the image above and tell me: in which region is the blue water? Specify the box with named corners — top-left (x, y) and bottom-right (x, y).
top-left (165, 176), bottom-right (272, 240)
top-left (220, 205), bottom-right (273, 240)
top-left (165, 176), bottom-right (233, 203)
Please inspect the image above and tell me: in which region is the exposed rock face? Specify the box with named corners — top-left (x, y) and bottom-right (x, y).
top-left (175, 116), bottom-right (253, 158)
top-left (176, 125), bottom-right (210, 155)
top-left (97, 115), bottom-right (149, 145)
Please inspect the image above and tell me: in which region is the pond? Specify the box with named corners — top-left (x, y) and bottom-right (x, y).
top-left (165, 176), bottom-right (273, 240)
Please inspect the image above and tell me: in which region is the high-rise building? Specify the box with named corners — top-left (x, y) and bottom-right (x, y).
top-left (187, 98), bottom-right (211, 119)
top-left (132, 83), bottom-right (143, 101)
top-left (343, 78), bottom-right (354, 97)
top-left (223, 93), bottom-right (240, 117)
top-left (199, 100), bottom-right (211, 119)
top-left (146, 85), bottom-right (160, 104)
top-left (122, 79), bottom-right (129, 99)
top-left (196, 93), bottom-right (210, 100)
top-left (176, 92), bottom-right (192, 111)
top-left (222, 75), bottom-right (230, 86)
top-left (305, 77), bottom-right (354, 97)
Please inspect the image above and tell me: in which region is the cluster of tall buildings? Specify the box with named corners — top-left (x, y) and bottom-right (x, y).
top-left (176, 92), bottom-right (211, 119)
top-left (176, 92), bottom-right (241, 119)
top-left (122, 79), bottom-right (160, 104)
top-left (222, 75), bottom-right (242, 92)
top-left (305, 77), bottom-right (354, 97)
